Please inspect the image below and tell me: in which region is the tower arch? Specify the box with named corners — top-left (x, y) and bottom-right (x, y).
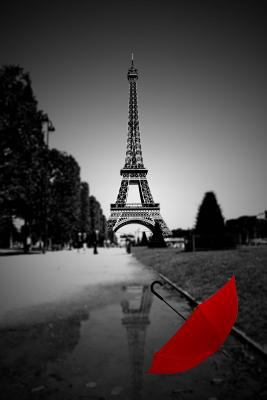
top-left (113, 218), bottom-right (154, 233)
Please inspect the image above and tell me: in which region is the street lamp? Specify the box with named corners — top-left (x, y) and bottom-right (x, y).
top-left (42, 115), bottom-right (55, 252)
top-left (46, 120), bottom-right (55, 147)
top-left (94, 229), bottom-right (99, 254)
top-left (42, 114), bottom-right (55, 146)
top-left (77, 231), bottom-right (82, 252)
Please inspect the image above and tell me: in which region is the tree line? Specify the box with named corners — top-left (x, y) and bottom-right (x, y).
top-left (172, 191), bottom-right (267, 250)
top-left (0, 65), bottom-right (107, 250)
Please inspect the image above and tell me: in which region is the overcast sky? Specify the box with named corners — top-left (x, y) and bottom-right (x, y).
top-left (1, 0), bottom-right (266, 230)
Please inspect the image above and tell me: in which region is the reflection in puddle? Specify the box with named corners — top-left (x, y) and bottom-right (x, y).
top-left (0, 279), bottom-right (263, 400)
top-left (121, 284), bottom-right (152, 400)
top-left (0, 307), bottom-right (89, 399)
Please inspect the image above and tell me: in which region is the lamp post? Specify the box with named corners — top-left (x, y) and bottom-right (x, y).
top-left (42, 115), bottom-right (55, 252)
top-left (77, 231), bottom-right (82, 252)
top-left (94, 229), bottom-right (99, 254)
top-left (82, 232), bottom-right (87, 251)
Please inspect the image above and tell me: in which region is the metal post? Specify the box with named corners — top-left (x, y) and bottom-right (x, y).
top-left (94, 229), bottom-right (99, 254)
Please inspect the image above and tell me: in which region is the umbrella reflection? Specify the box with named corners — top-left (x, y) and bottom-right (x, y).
top-left (121, 284), bottom-right (153, 400)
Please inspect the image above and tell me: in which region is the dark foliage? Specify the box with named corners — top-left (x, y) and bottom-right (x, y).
top-left (149, 222), bottom-right (166, 248)
top-left (0, 65), bottom-right (46, 226)
top-left (195, 191), bottom-right (225, 235)
top-left (226, 216), bottom-right (267, 245)
top-left (0, 64), bottom-right (107, 249)
top-left (48, 149), bottom-right (81, 245)
top-left (172, 228), bottom-right (190, 237)
top-left (0, 215), bottom-right (13, 247)
top-left (140, 231), bottom-right (148, 246)
top-left (79, 182), bottom-right (91, 235)
top-left (194, 191), bottom-right (227, 250)
top-left (89, 196), bottom-right (107, 246)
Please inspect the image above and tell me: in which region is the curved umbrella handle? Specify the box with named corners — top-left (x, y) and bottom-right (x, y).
top-left (150, 280), bottom-right (186, 320)
top-left (151, 280), bottom-right (165, 301)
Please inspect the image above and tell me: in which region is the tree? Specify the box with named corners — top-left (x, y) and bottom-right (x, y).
top-left (226, 215), bottom-right (267, 245)
top-left (195, 192), bottom-right (225, 234)
top-left (89, 196), bottom-right (107, 245)
top-left (48, 149), bottom-right (81, 246)
top-left (0, 64), bottom-right (108, 250)
top-left (79, 182), bottom-right (91, 236)
top-left (172, 228), bottom-right (192, 238)
top-left (0, 65), bottom-right (47, 244)
top-left (149, 222), bottom-right (166, 248)
top-left (140, 231), bottom-right (148, 246)
top-left (100, 214), bottom-right (107, 245)
top-left (0, 215), bottom-right (13, 248)
top-left (195, 191), bottom-right (225, 249)
top-left (90, 196), bottom-right (101, 234)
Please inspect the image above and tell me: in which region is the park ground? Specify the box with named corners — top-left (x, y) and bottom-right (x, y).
top-left (133, 246), bottom-right (267, 345)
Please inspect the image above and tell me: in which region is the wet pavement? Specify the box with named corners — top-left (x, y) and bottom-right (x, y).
top-left (0, 249), bottom-right (265, 399)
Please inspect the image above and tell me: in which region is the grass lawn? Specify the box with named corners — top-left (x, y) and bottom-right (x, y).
top-left (133, 246), bottom-right (267, 345)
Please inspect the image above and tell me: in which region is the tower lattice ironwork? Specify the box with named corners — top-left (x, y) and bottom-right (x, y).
top-left (107, 56), bottom-right (170, 236)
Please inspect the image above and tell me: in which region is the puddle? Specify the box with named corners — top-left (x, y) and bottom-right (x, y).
top-left (43, 282), bottom-right (234, 400)
top-left (0, 251), bottom-right (265, 399)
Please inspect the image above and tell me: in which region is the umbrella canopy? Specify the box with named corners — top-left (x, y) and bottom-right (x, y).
top-left (148, 275), bottom-right (238, 374)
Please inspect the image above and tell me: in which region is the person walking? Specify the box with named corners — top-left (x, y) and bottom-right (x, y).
top-left (126, 238), bottom-right (131, 254)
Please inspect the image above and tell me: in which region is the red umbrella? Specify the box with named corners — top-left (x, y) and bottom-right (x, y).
top-left (148, 276), bottom-right (238, 374)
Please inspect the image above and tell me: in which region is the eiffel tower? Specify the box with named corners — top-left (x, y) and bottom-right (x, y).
top-left (107, 56), bottom-right (171, 236)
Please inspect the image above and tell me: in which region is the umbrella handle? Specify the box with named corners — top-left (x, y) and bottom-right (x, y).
top-left (150, 280), bottom-right (186, 320)
top-left (151, 280), bottom-right (164, 300)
